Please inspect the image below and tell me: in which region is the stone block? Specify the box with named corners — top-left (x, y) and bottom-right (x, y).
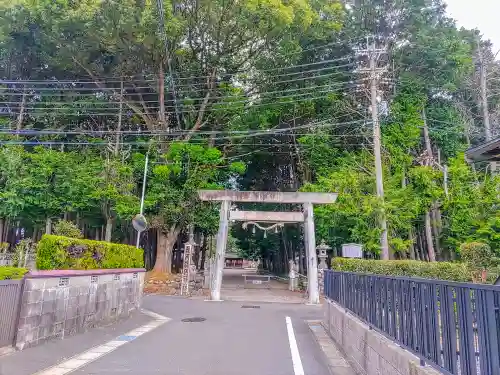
top-left (44, 288), bottom-right (59, 301)
top-left (24, 327), bottom-right (39, 344)
top-left (42, 277), bottom-right (61, 288)
top-left (70, 275), bottom-right (91, 287)
top-left (22, 290), bottom-right (43, 304)
top-left (24, 278), bottom-right (46, 291)
top-left (40, 313), bottom-right (54, 327)
top-left (366, 346), bottom-right (380, 375)
top-left (38, 325), bottom-right (53, 340)
top-left (70, 287), bottom-right (80, 298)
top-left (42, 300), bottom-right (56, 314)
top-left (20, 314), bottom-right (41, 330)
top-left (56, 296), bottom-right (68, 311)
top-left (409, 362), bottom-right (442, 375)
top-left (54, 308), bottom-right (66, 322)
top-left (77, 294), bottom-right (88, 306)
top-left (21, 302), bottom-right (42, 318)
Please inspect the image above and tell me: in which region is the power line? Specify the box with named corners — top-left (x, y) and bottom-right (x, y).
top-left (1, 87), bottom-right (347, 112)
top-left (0, 81), bottom-right (350, 105)
top-left (0, 119), bottom-right (369, 138)
top-left (0, 58), bottom-right (355, 87)
top-left (1, 93), bottom-right (345, 116)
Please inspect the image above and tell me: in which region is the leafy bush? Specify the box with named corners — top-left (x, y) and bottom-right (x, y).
top-left (331, 258), bottom-right (474, 282)
top-left (37, 235), bottom-right (143, 270)
top-left (53, 220), bottom-right (84, 239)
top-left (0, 266), bottom-right (27, 280)
top-left (459, 242), bottom-right (499, 283)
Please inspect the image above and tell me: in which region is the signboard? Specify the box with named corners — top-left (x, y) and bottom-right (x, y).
top-left (180, 244), bottom-right (193, 296)
top-left (132, 214), bottom-right (148, 232)
top-left (252, 280), bottom-right (262, 285)
top-left (342, 243), bottom-right (363, 258)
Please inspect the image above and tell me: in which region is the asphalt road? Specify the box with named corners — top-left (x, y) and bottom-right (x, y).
top-left (1, 295), bottom-right (331, 375)
top-left (74, 295), bottom-right (330, 375)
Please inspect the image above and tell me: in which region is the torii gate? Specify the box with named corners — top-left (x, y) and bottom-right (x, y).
top-left (198, 190), bottom-right (338, 304)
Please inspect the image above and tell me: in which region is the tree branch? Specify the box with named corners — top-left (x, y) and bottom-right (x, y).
top-left (183, 68), bottom-right (217, 141)
top-left (71, 56), bottom-right (155, 129)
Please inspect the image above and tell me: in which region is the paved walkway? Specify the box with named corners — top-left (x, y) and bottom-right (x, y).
top-left (221, 268), bottom-right (306, 303)
top-left (0, 295), bottom-right (346, 375)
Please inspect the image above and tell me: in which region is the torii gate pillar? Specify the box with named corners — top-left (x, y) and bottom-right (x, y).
top-left (198, 190), bottom-right (338, 304)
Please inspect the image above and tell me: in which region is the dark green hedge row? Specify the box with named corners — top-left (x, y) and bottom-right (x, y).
top-left (331, 258), bottom-right (499, 283)
top-left (0, 266), bottom-right (28, 280)
top-left (37, 235), bottom-right (143, 270)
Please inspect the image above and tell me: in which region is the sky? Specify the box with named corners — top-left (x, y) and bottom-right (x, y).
top-left (444, 0), bottom-right (500, 53)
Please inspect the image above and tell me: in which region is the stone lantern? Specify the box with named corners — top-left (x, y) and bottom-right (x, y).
top-left (317, 240), bottom-right (331, 269)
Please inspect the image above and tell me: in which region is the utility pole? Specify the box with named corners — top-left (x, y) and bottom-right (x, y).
top-left (356, 37), bottom-right (390, 259)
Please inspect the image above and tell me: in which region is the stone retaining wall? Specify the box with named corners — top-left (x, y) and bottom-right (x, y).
top-left (15, 268), bottom-right (145, 350)
top-left (323, 299), bottom-right (441, 375)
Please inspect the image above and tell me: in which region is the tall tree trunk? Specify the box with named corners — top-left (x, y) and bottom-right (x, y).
top-left (16, 85), bottom-right (27, 131)
top-left (430, 207), bottom-right (441, 260)
top-left (32, 226), bottom-right (38, 242)
top-left (0, 218), bottom-right (4, 243)
top-left (45, 217), bottom-right (52, 235)
top-left (3, 219), bottom-right (9, 244)
top-left (424, 213), bottom-right (436, 261)
top-left (105, 217), bottom-right (113, 242)
top-left (153, 225), bottom-right (181, 273)
top-left (408, 228), bottom-right (416, 260)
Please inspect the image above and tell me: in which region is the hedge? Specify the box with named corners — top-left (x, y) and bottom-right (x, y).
top-left (37, 235), bottom-right (144, 270)
top-left (0, 266), bottom-right (28, 280)
top-left (331, 258), bottom-right (499, 284)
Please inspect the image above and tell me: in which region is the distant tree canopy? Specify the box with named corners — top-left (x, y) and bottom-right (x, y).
top-left (0, 0), bottom-right (498, 273)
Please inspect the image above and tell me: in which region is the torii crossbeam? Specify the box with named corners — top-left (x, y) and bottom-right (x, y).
top-left (198, 190), bottom-right (338, 304)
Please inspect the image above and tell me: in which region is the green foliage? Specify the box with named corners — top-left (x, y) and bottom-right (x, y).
top-left (53, 220), bottom-right (84, 238)
top-left (459, 242), bottom-right (499, 282)
top-left (0, 0), bottom-right (498, 274)
top-left (0, 242), bottom-right (9, 253)
top-left (146, 142), bottom-right (230, 233)
top-left (332, 258), bottom-right (471, 282)
top-left (0, 266), bottom-right (27, 280)
top-left (36, 235), bottom-right (144, 270)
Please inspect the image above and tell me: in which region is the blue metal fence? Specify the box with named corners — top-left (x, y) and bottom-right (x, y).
top-left (324, 270), bottom-right (500, 375)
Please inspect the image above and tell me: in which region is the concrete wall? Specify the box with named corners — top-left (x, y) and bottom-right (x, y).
top-left (323, 299), bottom-right (442, 375)
top-left (15, 268), bottom-right (145, 350)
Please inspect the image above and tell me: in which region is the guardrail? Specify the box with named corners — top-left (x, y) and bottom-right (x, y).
top-left (324, 270), bottom-right (500, 375)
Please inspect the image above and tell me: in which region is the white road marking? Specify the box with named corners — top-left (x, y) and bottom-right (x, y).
top-left (32, 309), bottom-right (170, 375)
top-left (285, 316), bottom-right (305, 375)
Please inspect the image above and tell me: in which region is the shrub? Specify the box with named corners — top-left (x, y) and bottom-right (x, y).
top-left (460, 242), bottom-right (499, 283)
top-left (53, 220), bottom-right (84, 239)
top-left (331, 258), bottom-right (473, 282)
top-left (0, 242), bottom-right (9, 253)
top-left (0, 266), bottom-right (27, 280)
top-left (37, 235), bottom-right (143, 270)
